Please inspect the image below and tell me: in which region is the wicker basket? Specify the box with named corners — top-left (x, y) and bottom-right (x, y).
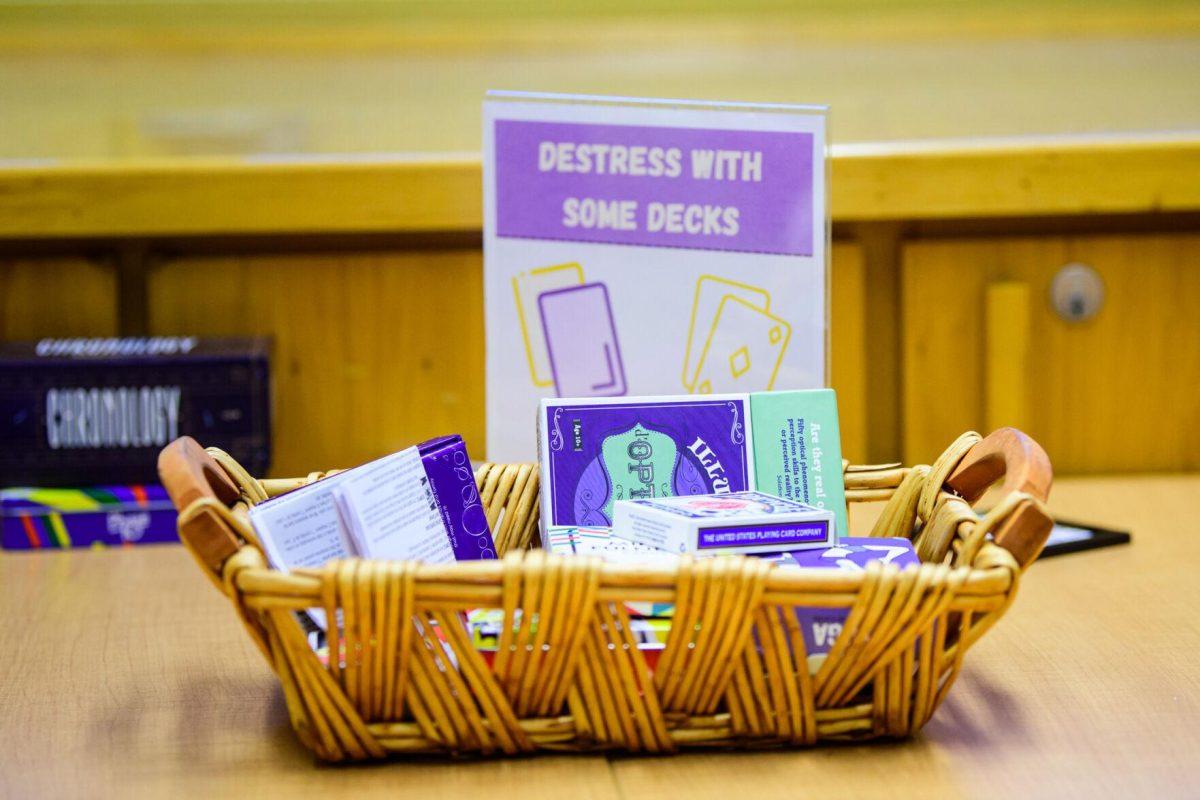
top-left (158, 427), bottom-right (1052, 762)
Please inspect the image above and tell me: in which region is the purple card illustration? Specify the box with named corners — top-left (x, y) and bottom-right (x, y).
top-left (541, 396), bottom-right (752, 527)
top-left (538, 282), bottom-right (627, 397)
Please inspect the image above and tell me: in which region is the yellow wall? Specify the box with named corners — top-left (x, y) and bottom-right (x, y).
top-left (1, 1), bottom-right (1198, 160)
top-left (2, 1), bottom-right (1198, 476)
top-left (0, 259), bottom-right (118, 339)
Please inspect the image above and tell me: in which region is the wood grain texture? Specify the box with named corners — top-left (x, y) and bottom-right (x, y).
top-left (147, 250), bottom-right (485, 476)
top-left (984, 281), bottom-right (1031, 433)
top-left (0, 2), bottom-right (1198, 161)
top-left (0, 258), bottom-right (118, 339)
top-left (147, 244), bottom-right (865, 475)
top-left (2, 474), bottom-right (1196, 797)
top-left (830, 242), bottom-right (868, 463)
top-left (3, 0), bottom-right (1197, 48)
top-left (859, 223), bottom-right (904, 463)
top-left (902, 233), bottom-right (1200, 472)
top-left (2, 138), bottom-right (1199, 239)
top-left (0, 157), bottom-right (483, 239)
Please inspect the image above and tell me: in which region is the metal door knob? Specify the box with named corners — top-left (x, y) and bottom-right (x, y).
top-left (1050, 262), bottom-right (1104, 322)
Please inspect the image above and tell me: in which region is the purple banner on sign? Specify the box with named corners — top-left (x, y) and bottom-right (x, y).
top-left (494, 119), bottom-right (814, 256)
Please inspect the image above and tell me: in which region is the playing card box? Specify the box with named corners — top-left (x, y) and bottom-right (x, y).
top-left (538, 533), bottom-right (920, 674)
top-left (769, 537), bottom-right (922, 673)
top-left (612, 490), bottom-right (834, 555)
top-left (538, 388), bottom-right (846, 536)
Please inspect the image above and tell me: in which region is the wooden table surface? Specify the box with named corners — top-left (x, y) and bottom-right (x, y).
top-left (3, 474), bottom-right (1198, 798)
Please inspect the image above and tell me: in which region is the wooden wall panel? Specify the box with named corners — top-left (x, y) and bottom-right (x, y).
top-left (3, 4), bottom-right (1198, 162)
top-left (148, 243), bottom-right (869, 478)
top-left (0, 258), bottom-right (118, 340)
top-left (148, 250), bottom-right (484, 477)
top-left (902, 233), bottom-right (1200, 473)
top-left (830, 242), bottom-right (868, 464)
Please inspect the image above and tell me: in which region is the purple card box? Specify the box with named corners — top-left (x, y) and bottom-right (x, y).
top-left (770, 538), bottom-right (922, 655)
top-left (620, 538), bottom-right (921, 661)
top-left (543, 397), bottom-right (751, 527)
top-left (419, 435), bottom-right (498, 561)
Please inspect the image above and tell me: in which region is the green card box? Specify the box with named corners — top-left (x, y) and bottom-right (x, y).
top-left (749, 388), bottom-right (848, 538)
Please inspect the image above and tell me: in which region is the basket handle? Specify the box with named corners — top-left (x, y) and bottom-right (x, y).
top-left (946, 427), bottom-right (1053, 567)
top-left (158, 436), bottom-right (243, 571)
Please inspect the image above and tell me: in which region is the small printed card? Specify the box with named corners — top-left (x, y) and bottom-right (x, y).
top-left (468, 608), bottom-right (671, 652)
top-left (543, 526), bottom-right (677, 617)
top-left (544, 525), bottom-right (675, 564)
top-left (612, 489), bottom-right (834, 555)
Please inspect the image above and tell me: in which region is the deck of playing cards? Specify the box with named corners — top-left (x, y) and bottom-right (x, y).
top-left (612, 490), bottom-right (834, 555)
top-left (538, 394), bottom-right (755, 528)
top-left (537, 389), bottom-right (847, 535)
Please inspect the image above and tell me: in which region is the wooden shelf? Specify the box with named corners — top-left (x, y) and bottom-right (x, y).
top-left (2, 135), bottom-right (1199, 240)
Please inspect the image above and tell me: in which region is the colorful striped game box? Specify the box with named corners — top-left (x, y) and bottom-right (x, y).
top-left (1, 485), bottom-right (178, 550)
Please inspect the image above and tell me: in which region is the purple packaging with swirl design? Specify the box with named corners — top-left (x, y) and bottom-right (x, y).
top-left (416, 435), bottom-right (497, 561)
top-left (538, 395), bottom-right (755, 529)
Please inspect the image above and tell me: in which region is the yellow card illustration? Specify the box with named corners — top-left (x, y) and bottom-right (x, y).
top-left (691, 295), bottom-right (792, 394)
top-left (512, 262), bottom-right (584, 386)
top-left (682, 275), bottom-right (771, 390)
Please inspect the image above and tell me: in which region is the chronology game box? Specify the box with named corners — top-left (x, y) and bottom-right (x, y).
top-left (0, 337), bottom-right (271, 486)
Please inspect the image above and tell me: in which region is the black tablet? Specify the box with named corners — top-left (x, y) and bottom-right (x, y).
top-left (1041, 519), bottom-right (1132, 558)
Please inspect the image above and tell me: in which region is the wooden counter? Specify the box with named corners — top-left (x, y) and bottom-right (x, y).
top-left (2, 137), bottom-right (1199, 238)
top-left (2, 474), bottom-right (1197, 797)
